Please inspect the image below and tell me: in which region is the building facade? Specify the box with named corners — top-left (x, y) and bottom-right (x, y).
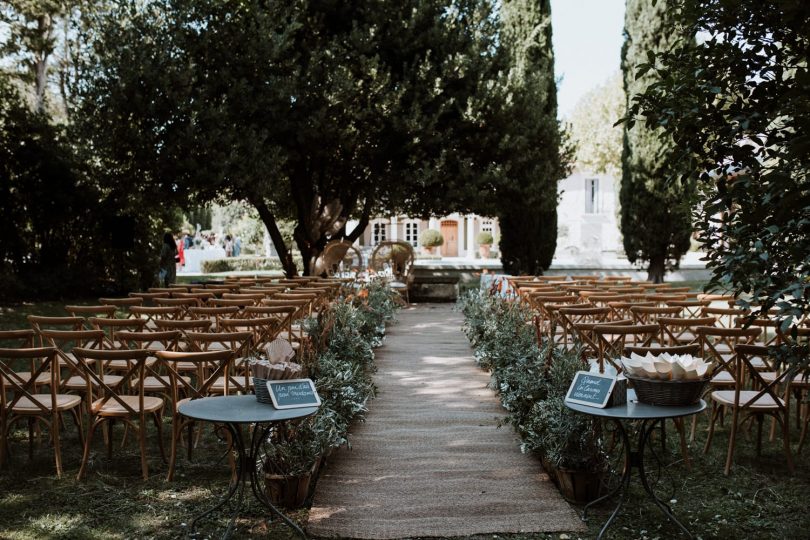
top-left (356, 170), bottom-right (623, 261)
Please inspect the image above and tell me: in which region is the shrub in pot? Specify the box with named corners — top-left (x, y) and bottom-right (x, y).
top-left (477, 231), bottom-right (494, 258)
top-left (522, 348), bottom-right (607, 503)
top-left (418, 229), bottom-right (443, 254)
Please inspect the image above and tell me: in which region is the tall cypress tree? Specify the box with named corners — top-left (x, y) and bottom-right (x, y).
top-left (496, 0), bottom-right (568, 275)
top-left (620, 0), bottom-right (695, 283)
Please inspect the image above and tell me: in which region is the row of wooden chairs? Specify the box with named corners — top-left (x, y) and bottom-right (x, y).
top-left (0, 278), bottom-right (352, 479)
top-left (510, 274), bottom-right (809, 475)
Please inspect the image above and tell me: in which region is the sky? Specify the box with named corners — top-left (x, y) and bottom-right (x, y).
top-left (551, 0), bottom-right (626, 118)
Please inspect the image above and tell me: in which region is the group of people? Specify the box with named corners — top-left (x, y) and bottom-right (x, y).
top-left (158, 231), bottom-right (243, 286)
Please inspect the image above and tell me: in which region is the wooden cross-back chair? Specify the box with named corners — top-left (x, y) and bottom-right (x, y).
top-left (666, 299), bottom-right (710, 319)
top-left (153, 297), bottom-right (199, 318)
top-left (157, 349), bottom-right (236, 481)
top-left (0, 346), bottom-right (83, 477)
top-left (592, 323), bottom-right (660, 373)
top-left (704, 344), bottom-right (795, 475)
top-left (698, 326), bottom-right (762, 390)
top-left (218, 317), bottom-right (280, 353)
top-left (129, 306), bottom-right (184, 329)
top-left (558, 306), bottom-right (611, 352)
top-left (128, 291), bottom-right (170, 305)
top-left (183, 331), bottom-right (254, 393)
top-left (72, 348), bottom-right (165, 480)
top-left (608, 301), bottom-right (654, 322)
top-left (64, 305), bottom-right (117, 322)
top-left (36, 329), bottom-right (110, 394)
top-left (99, 297), bottom-right (143, 309)
top-left (630, 305), bottom-right (682, 325)
top-left (187, 306), bottom-right (240, 331)
top-left (0, 330), bottom-right (49, 388)
top-left (702, 306), bottom-right (747, 328)
top-left (658, 316), bottom-right (717, 347)
top-left (88, 317), bottom-right (148, 349)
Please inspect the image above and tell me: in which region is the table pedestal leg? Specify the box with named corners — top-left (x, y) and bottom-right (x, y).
top-left (583, 419), bottom-right (694, 540)
top-left (188, 422), bottom-right (307, 540)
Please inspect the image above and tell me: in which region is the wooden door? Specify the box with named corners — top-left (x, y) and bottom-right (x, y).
top-left (440, 220), bottom-right (458, 257)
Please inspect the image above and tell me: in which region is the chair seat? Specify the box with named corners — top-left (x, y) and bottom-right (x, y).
top-left (64, 374), bottom-right (124, 390)
top-left (759, 371), bottom-right (810, 387)
top-left (91, 396), bottom-right (164, 416)
top-left (748, 357), bottom-right (770, 370)
top-left (105, 358), bottom-right (158, 371)
top-left (2, 371), bottom-right (51, 385)
top-left (711, 371), bottom-right (735, 386)
top-left (142, 375), bottom-right (190, 391)
top-left (710, 390), bottom-right (785, 409)
top-left (12, 394), bottom-right (82, 412)
top-left (58, 353), bottom-right (93, 368)
top-left (388, 281), bottom-right (408, 289)
top-left (209, 376), bottom-right (251, 393)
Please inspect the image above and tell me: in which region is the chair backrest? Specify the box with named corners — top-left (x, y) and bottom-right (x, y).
top-left (183, 331), bottom-right (253, 356)
top-left (0, 347), bottom-right (60, 414)
top-left (593, 323), bottom-right (661, 372)
top-left (128, 292), bottom-right (171, 302)
top-left (370, 241), bottom-right (415, 281)
top-left (65, 305), bottom-right (117, 319)
top-left (155, 350), bottom-right (236, 402)
top-left (697, 326), bottom-right (761, 380)
top-left (0, 329), bottom-right (35, 348)
top-left (666, 299), bottom-right (711, 318)
top-left (129, 306), bottom-right (184, 325)
top-left (208, 298), bottom-right (256, 308)
top-left (71, 348), bottom-right (153, 415)
top-left (153, 319), bottom-right (213, 333)
top-left (188, 306), bottom-right (240, 330)
top-left (115, 330), bottom-right (181, 352)
top-left (88, 317), bottom-right (148, 348)
top-left (658, 316), bottom-right (717, 346)
top-left (27, 316), bottom-right (85, 338)
top-left (314, 239), bottom-right (365, 276)
top-left (218, 317), bottom-right (279, 351)
top-left (630, 305), bottom-right (682, 324)
top-left (702, 306), bottom-right (747, 328)
top-left (733, 344), bottom-right (793, 410)
top-left (99, 297), bottom-right (144, 308)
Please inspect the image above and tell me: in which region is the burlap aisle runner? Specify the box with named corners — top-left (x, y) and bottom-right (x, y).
top-left (307, 304), bottom-right (584, 539)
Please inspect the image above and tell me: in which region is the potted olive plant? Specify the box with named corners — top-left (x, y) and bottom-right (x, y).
top-left (418, 229), bottom-right (443, 255)
top-left (523, 349), bottom-right (607, 503)
top-left (477, 231), bottom-right (494, 258)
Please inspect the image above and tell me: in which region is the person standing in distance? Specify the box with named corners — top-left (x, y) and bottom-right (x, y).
top-left (159, 232), bottom-right (178, 287)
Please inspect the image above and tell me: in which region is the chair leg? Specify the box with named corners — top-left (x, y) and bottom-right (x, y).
top-left (153, 412), bottom-right (166, 463)
top-left (70, 408), bottom-right (84, 447)
top-left (724, 406), bottom-right (741, 476)
top-left (781, 414), bottom-right (795, 473)
top-left (798, 409), bottom-right (810, 454)
top-left (690, 413), bottom-right (699, 443)
top-left (78, 419), bottom-right (100, 480)
top-left (755, 414), bottom-right (764, 457)
top-left (674, 418), bottom-right (692, 471)
top-left (51, 414), bottom-right (63, 478)
top-left (139, 414), bottom-right (149, 480)
top-left (28, 417), bottom-right (35, 461)
top-left (107, 420), bottom-right (114, 459)
top-left (704, 402), bottom-right (719, 454)
top-left (167, 418), bottom-right (180, 481)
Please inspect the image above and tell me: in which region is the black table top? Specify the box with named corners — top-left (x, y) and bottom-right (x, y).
top-left (178, 395), bottom-right (318, 424)
top-left (565, 390), bottom-right (706, 420)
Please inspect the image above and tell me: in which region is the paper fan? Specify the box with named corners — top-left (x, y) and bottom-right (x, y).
top-left (265, 338), bottom-right (295, 363)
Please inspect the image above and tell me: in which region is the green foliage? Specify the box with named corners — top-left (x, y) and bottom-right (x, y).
top-left (476, 231), bottom-right (494, 245)
top-left (0, 73), bottom-right (174, 300)
top-left (625, 0), bottom-right (810, 336)
top-left (457, 290), bottom-right (605, 472)
top-left (418, 229), bottom-right (444, 248)
top-left (495, 0), bottom-right (571, 275)
top-left (620, 0), bottom-right (697, 283)
top-left (199, 256), bottom-right (302, 275)
top-left (264, 284), bottom-right (400, 478)
top-left (568, 72), bottom-right (624, 178)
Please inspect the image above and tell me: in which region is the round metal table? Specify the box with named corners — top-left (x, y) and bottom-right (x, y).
top-left (178, 395), bottom-right (318, 539)
top-left (566, 391), bottom-right (706, 539)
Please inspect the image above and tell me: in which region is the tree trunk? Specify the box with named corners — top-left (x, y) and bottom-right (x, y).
top-left (646, 254), bottom-right (666, 283)
top-left (34, 14), bottom-right (54, 114)
top-left (250, 198), bottom-right (298, 277)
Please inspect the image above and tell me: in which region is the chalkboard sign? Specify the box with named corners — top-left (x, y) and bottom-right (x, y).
top-left (267, 379), bottom-right (321, 410)
top-left (565, 371), bottom-right (617, 408)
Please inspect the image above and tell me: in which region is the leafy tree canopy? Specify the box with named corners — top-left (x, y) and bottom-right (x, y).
top-left (625, 0), bottom-right (810, 332)
top-left (568, 72), bottom-right (623, 179)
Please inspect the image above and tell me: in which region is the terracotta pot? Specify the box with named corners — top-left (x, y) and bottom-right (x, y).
top-left (552, 466), bottom-right (606, 504)
top-left (478, 244), bottom-right (491, 258)
top-left (264, 459), bottom-right (320, 509)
